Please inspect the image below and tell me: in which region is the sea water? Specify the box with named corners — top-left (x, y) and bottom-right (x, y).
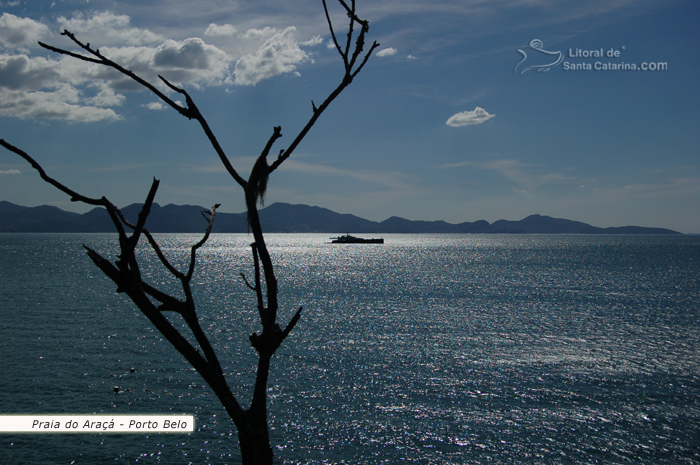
top-left (0, 233), bottom-right (698, 464)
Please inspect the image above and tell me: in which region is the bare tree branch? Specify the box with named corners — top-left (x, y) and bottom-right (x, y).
top-left (129, 178), bottom-right (159, 249)
top-left (157, 75), bottom-right (247, 187)
top-left (41, 32), bottom-right (189, 117)
top-left (142, 230), bottom-right (187, 280)
top-left (269, 4), bottom-right (378, 174)
top-left (240, 273), bottom-right (257, 292)
top-left (187, 204), bottom-right (220, 281)
top-left (1, 139), bottom-right (112, 208)
top-left (3, 136), bottom-right (242, 422)
top-left (282, 307), bottom-right (303, 342)
top-left (343, 0), bottom-right (356, 63)
top-left (39, 32), bottom-right (248, 188)
top-left (322, 0), bottom-right (344, 57)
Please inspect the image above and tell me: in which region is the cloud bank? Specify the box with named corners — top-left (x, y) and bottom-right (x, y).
top-left (56, 12), bottom-right (164, 47)
top-left (0, 12), bottom-right (50, 49)
top-left (0, 11), bottom-right (324, 121)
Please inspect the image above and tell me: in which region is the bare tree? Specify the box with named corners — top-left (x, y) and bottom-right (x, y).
top-left (0, 1), bottom-right (378, 463)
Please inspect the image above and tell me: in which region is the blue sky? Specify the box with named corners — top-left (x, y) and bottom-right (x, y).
top-left (1, 0), bottom-right (698, 233)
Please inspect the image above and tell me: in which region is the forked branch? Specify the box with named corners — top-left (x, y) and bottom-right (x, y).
top-left (2, 137), bottom-right (239, 421)
top-left (268, 0), bottom-right (379, 174)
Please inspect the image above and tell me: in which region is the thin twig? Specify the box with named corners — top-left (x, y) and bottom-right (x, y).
top-left (143, 230), bottom-right (186, 279)
top-left (322, 0), bottom-right (343, 57)
top-left (186, 204), bottom-right (220, 281)
top-left (240, 273), bottom-right (257, 292)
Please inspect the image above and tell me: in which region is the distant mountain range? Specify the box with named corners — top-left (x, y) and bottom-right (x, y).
top-left (0, 201), bottom-right (682, 235)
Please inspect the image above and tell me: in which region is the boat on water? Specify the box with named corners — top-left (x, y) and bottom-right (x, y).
top-left (331, 234), bottom-right (384, 244)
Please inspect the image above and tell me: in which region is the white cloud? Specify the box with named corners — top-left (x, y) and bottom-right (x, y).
top-left (144, 101), bottom-right (165, 110)
top-left (301, 35), bottom-right (323, 46)
top-left (2, 13), bottom-right (232, 92)
top-left (53, 37), bottom-right (232, 91)
top-left (0, 11), bottom-right (327, 120)
top-left (154, 38), bottom-right (222, 70)
top-left (0, 50), bottom-right (128, 121)
top-left (0, 83), bottom-right (121, 122)
top-left (234, 26), bottom-right (310, 86)
top-left (446, 107), bottom-right (495, 127)
top-left (57, 12), bottom-right (163, 47)
top-left (407, 55), bottom-right (418, 60)
top-left (377, 47), bottom-right (397, 57)
top-left (204, 23), bottom-right (237, 37)
top-left (84, 82), bottom-right (125, 107)
top-left (153, 39), bottom-right (232, 88)
top-left (242, 27), bottom-right (277, 40)
top-left (0, 13), bottom-right (51, 49)
top-left (0, 169), bottom-right (21, 174)
top-left (0, 54), bottom-right (60, 90)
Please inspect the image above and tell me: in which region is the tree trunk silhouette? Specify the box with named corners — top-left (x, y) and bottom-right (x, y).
top-left (1, 1), bottom-right (378, 463)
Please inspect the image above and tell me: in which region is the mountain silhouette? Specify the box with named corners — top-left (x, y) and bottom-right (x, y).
top-left (0, 201), bottom-right (682, 235)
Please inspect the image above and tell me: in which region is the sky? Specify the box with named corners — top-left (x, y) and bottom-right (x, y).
top-left (1, 0), bottom-right (698, 233)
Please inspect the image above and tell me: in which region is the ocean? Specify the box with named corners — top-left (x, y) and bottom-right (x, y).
top-left (1, 233), bottom-right (699, 464)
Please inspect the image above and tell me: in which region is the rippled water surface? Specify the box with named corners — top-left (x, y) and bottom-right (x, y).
top-left (1, 233), bottom-right (699, 464)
